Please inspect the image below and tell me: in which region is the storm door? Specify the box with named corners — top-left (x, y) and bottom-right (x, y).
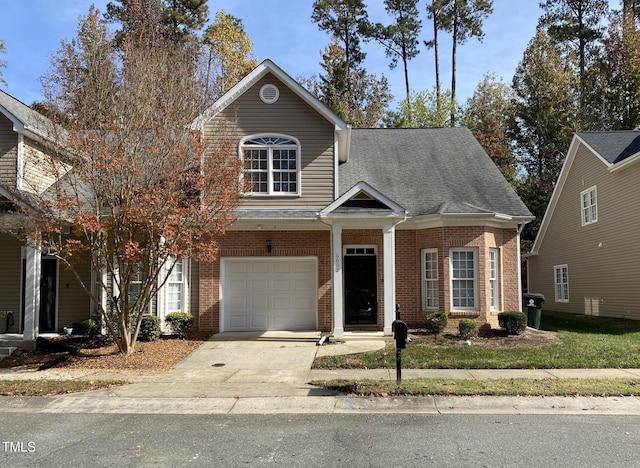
top-left (344, 246), bottom-right (377, 325)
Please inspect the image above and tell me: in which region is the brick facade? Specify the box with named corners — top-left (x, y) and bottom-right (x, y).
top-left (198, 226), bottom-right (521, 334)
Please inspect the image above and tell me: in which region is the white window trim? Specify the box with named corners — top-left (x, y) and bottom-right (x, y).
top-left (344, 245), bottom-right (377, 256)
top-left (554, 264), bottom-right (569, 302)
top-left (158, 258), bottom-right (190, 318)
top-left (421, 249), bottom-right (439, 311)
top-left (240, 133), bottom-right (301, 196)
top-left (489, 248), bottom-right (500, 311)
top-left (449, 248), bottom-right (478, 311)
top-left (580, 186), bottom-right (598, 226)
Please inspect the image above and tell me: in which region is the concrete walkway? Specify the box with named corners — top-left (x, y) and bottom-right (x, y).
top-left (3, 332), bottom-right (640, 415)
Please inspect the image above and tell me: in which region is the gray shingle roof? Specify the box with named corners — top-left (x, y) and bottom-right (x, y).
top-left (0, 89), bottom-right (56, 139)
top-left (339, 127), bottom-right (532, 218)
top-left (578, 131), bottom-right (640, 164)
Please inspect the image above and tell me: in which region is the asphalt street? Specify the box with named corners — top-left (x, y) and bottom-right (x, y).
top-left (1, 413), bottom-right (639, 467)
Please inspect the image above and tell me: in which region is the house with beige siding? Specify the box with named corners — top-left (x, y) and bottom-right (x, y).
top-left (1, 60), bottom-right (534, 343)
top-left (194, 60), bottom-right (533, 336)
top-left (527, 131), bottom-right (640, 320)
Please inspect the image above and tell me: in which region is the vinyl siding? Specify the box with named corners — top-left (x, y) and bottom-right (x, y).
top-left (57, 258), bottom-right (92, 328)
top-left (21, 137), bottom-right (69, 194)
top-left (0, 116), bottom-right (17, 187)
top-left (528, 142), bottom-right (640, 319)
top-left (203, 73), bottom-right (336, 209)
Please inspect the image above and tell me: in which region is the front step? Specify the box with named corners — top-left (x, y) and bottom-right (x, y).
top-left (0, 347), bottom-right (17, 359)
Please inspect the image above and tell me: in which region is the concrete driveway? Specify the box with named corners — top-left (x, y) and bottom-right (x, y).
top-left (100, 331), bottom-right (342, 398)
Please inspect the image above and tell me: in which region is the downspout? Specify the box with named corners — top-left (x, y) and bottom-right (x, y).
top-left (517, 222), bottom-right (526, 312)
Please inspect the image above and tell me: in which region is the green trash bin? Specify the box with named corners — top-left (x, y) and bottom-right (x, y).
top-left (523, 293), bottom-right (545, 329)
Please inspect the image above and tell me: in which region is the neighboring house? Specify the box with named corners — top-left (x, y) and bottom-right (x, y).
top-left (0, 90), bottom-right (187, 341)
top-left (1, 60), bottom-right (534, 342)
top-left (0, 89), bottom-right (89, 339)
top-left (526, 131), bottom-right (640, 320)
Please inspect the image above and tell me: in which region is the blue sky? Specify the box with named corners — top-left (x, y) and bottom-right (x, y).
top-left (0, 0), bottom-right (622, 109)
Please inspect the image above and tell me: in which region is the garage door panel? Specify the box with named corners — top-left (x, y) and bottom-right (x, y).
top-left (251, 279), bottom-right (269, 293)
top-left (229, 315), bottom-right (248, 329)
top-left (229, 297), bottom-right (248, 310)
top-left (293, 278), bottom-right (312, 291)
top-left (250, 314), bottom-right (268, 329)
top-left (250, 262), bottom-right (269, 274)
top-left (273, 279), bottom-right (291, 292)
top-left (222, 258), bottom-right (317, 332)
top-left (273, 296), bottom-right (291, 308)
top-left (272, 262), bottom-right (292, 273)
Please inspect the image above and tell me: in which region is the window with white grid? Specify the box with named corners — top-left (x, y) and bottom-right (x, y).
top-left (581, 186), bottom-right (597, 226)
top-left (450, 249), bottom-right (477, 309)
top-left (421, 249), bottom-right (439, 310)
top-left (241, 135), bottom-right (300, 195)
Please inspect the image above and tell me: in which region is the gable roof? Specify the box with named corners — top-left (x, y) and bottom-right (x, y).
top-left (192, 59), bottom-right (351, 162)
top-left (530, 131), bottom-right (640, 254)
top-left (0, 89), bottom-right (59, 142)
top-left (192, 60), bottom-right (348, 131)
top-left (320, 181), bottom-right (406, 219)
top-left (578, 131), bottom-right (640, 165)
top-left (338, 127), bottom-right (532, 221)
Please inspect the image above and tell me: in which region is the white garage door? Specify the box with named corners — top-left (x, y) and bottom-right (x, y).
top-left (221, 257), bottom-right (317, 332)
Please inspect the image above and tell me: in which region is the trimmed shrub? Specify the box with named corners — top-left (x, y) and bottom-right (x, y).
top-left (458, 319), bottom-right (478, 340)
top-left (498, 311), bottom-right (527, 335)
top-left (72, 319), bottom-right (100, 338)
top-left (424, 311), bottom-right (448, 335)
top-left (139, 315), bottom-right (161, 341)
top-left (164, 312), bottom-right (195, 339)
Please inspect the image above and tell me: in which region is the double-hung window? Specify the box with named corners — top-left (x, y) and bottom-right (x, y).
top-left (581, 186), bottom-right (597, 226)
top-left (489, 248), bottom-right (499, 310)
top-left (450, 249), bottom-right (477, 309)
top-left (241, 135), bottom-right (300, 195)
top-left (554, 264), bottom-right (569, 302)
top-left (421, 249), bottom-right (439, 310)
top-left (167, 260), bottom-right (186, 312)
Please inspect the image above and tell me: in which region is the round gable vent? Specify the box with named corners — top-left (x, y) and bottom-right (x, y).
top-left (259, 84), bottom-right (280, 104)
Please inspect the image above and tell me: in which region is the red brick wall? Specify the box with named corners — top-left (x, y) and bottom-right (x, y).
top-left (198, 230), bottom-right (331, 333)
top-left (198, 226), bottom-right (521, 333)
top-left (398, 226), bottom-right (521, 328)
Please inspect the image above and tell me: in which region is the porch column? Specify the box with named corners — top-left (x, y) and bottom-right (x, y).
top-left (383, 223), bottom-right (396, 335)
top-left (23, 242), bottom-right (42, 342)
top-left (331, 223), bottom-right (344, 337)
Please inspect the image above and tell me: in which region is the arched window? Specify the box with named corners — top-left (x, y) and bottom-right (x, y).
top-left (241, 135), bottom-right (301, 195)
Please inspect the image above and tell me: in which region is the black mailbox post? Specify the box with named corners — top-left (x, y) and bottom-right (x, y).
top-left (392, 318), bottom-right (408, 384)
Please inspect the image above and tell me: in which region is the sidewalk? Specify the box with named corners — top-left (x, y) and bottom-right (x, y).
top-left (2, 335), bottom-right (640, 415)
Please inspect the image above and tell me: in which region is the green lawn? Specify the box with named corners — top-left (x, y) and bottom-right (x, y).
top-left (314, 311), bottom-right (640, 369)
top-left (313, 312), bottom-right (640, 396)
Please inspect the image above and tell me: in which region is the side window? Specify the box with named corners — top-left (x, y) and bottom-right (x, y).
top-left (581, 186), bottom-right (597, 226)
top-left (554, 264), bottom-right (569, 302)
top-left (241, 135), bottom-right (301, 196)
top-left (489, 248), bottom-right (499, 310)
top-left (167, 259), bottom-right (188, 313)
top-left (421, 249), bottom-right (439, 310)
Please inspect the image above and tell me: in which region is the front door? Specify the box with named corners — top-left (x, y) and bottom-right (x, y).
top-left (39, 259), bottom-right (57, 332)
top-left (344, 250), bottom-right (377, 325)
